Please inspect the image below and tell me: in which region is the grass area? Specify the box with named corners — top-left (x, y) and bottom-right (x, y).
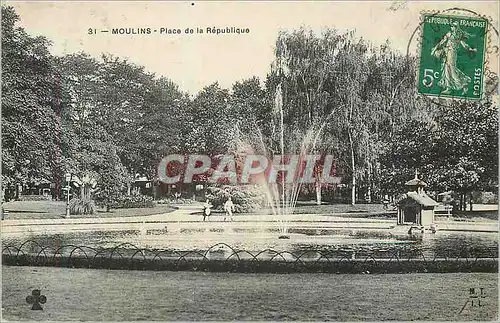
top-left (2, 266), bottom-right (497, 321)
top-left (230, 202), bottom-right (497, 221)
top-left (449, 210), bottom-right (499, 221)
top-left (292, 202), bottom-right (389, 215)
top-left (1, 201), bottom-right (176, 220)
top-left (226, 202), bottom-right (396, 218)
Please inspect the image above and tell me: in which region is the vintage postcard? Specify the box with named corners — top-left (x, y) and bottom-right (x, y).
top-left (1, 1), bottom-right (498, 321)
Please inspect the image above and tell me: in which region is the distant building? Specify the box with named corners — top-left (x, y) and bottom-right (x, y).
top-left (133, 176), bottom-right (153, 195)
top-left (397, 173), bottom-right (438, 229)
top-left (3, 180), bottom-right (55, 201)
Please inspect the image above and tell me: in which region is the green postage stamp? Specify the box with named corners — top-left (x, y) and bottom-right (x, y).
top-left (418, 13), bottom-right (488, 100)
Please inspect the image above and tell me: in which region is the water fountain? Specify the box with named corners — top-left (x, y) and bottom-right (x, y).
top-left (229, 78), bottom-right (339, 239)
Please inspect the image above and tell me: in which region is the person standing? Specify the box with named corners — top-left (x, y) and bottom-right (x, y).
top-left (224, 197), bottom-right (235, 221)
top-left (203, 199), bottom-right (212, 222)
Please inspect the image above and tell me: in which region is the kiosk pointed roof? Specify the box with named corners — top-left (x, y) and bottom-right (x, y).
top-left (405, 170), bottom-right (427, 187)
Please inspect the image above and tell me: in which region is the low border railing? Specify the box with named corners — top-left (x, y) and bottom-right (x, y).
top-left (2, 240), bottom-right (498, 274)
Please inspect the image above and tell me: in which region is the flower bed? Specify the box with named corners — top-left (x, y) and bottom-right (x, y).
top-left (109, 194), bottom-right (155, 209)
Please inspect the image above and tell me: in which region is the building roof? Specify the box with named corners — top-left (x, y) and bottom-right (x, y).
top-left (405, 178), bottom-right (427, 186)
top-left (405, 171), bottom-right (427, 186)
top-left (403, 191), bottom-right (438, 207)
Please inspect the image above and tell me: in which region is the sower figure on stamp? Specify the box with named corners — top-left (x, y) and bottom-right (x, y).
top-left (431, 20), bottom-right (477, 95)
top-left (223, 197), bottom-right (235, 222)
top-left (203, 199), bottom-right (212, 221)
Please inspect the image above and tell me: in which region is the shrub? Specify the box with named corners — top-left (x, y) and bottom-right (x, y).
top-left (156, 197), bottom-right (194, 205)
top-left (108, 193), bottom-right (155, 209)
top-left (19, 195), bottom-right (52, 201)
top-left (478, 192), bottom-right (498, 204)
top-left (69, 198), bottom-right (96, 215)
top-left (205, 185), bottom-right (267, 213)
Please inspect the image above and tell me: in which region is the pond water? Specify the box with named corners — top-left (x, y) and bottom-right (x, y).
top-left (2, 228), bottom-right (497, 261)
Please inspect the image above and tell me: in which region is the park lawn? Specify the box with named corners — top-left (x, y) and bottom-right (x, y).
top-left (448, 210), bottom-right (499, 221)
top-left (229, 202), bottom-right (396, 218)
top-left (223, 202), bottom-right (497, 221)
top-left (292, 202), bottom-right (389, 215)
top-left (1, 201), bottom-right (176, 220)
top-left (277, 202), bottom-right (498, 219)
top-left (2, 266), bottom-right (497, 321)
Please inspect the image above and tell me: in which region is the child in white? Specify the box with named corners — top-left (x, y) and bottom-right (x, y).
top-left (203, 199), bottom-right (212, 221)
top-left (223, 197), bottom-right (235, 221)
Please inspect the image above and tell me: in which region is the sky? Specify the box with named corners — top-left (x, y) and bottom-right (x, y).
top-left (6, 1), bottom-right (499, 95)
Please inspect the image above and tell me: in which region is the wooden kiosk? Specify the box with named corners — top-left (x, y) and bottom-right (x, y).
top-left (397, 174), bottom-right (438, 229)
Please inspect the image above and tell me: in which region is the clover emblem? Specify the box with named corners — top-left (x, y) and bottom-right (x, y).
top-left (26, 289), bottom-right (47, 310)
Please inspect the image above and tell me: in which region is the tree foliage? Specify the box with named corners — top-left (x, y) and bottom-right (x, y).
top-left (2, 6), bottom-right (498, 209)
top-left (2, 6), bottom-right (61, 187)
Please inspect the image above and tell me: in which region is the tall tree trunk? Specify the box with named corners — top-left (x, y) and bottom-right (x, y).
top-left (348, 128), bottom-right (356, 206)
top-left (469, 192), bottom-right (473, 211)
top-left (128, 170), bottom-right (135, 196)
top-left (351, 170), bottom-right (356, 205)
top-left (315, 181), bottom-right (322, 205)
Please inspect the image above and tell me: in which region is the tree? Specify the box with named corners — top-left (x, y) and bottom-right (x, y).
top-left (1, 6), bottom-right (64, 198)
top-left (183, 83), bottom-right (234, 155)
top-left (267, 28), bottom-right (350, 205)
top-left (94, 147), bottom-right (128, 211)
top-left (55, 53), bottom-right (130, 205)
top-left (229, 77), bottom-right (268, 136)
top-left (131, 77), bottom-right (189, 197)
top-left (381, 99), bottom-right (498, 211)
top-left (428, 100), bottom-right (498, 210)
top-left (266, 28), bottom-right (428, 206)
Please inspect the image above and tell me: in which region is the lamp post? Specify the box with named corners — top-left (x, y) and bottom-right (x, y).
top-left (64, 173), bottom-right (72, 218)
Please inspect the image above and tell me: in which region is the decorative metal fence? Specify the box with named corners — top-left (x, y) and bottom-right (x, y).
top-left (2, 240), bottom-right (498, 274)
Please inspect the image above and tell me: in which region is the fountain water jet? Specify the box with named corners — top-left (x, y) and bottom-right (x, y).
top-left (228, 84), bottom-right (339, 239)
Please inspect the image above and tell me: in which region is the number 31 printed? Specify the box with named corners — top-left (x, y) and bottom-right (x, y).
top-left (422, 69), bottom-right (440, 87)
